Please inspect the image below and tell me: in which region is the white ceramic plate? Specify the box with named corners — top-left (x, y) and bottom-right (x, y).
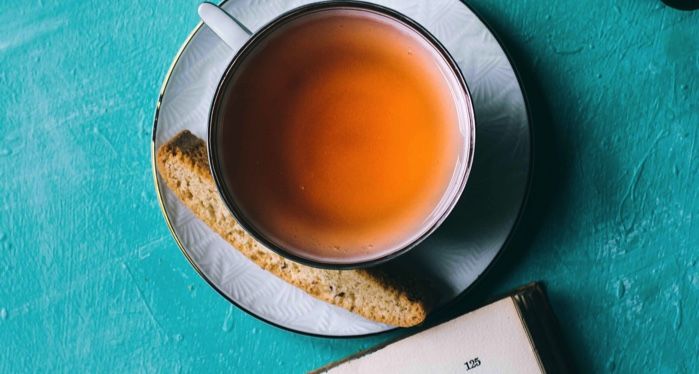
top-left (152, 0), bottom-right (531, 337)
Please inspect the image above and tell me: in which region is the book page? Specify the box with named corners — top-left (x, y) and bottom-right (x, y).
top-left (320, 297), bottom-right (542, 374)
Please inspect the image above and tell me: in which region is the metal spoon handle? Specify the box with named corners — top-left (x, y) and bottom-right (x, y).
top-left (198, 2), bottom-right (253, 50)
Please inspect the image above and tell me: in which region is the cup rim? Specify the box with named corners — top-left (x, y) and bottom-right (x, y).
top-left (207, 0), bottom-right (476, 269)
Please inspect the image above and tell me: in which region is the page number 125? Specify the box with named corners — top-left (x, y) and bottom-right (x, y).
top-left (465, 357), bottom-right (481, 371)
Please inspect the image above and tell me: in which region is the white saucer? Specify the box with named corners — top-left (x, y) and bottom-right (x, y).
top-left (152, 0), bottom-right (531, 337)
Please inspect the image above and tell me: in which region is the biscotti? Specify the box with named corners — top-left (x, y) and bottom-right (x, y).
top-left (156, 130), bottom-right (433, 327)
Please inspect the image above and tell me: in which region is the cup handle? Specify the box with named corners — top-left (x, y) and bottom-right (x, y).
top-left (198, 2), bottom-right (253, 50)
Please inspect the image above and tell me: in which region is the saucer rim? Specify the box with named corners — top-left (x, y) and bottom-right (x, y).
top-left (151, 0), bottom-right (533, 339)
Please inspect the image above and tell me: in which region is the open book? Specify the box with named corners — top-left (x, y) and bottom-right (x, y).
top-left (312, 283), bottom-right (570, 374)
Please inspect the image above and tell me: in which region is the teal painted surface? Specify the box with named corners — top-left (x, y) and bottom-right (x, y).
top-left (0, 0), bottom-right (697, 372)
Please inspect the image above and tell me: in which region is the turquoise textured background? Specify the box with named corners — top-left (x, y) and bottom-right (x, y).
top-left (1, 0), bottom-right (697, 372)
